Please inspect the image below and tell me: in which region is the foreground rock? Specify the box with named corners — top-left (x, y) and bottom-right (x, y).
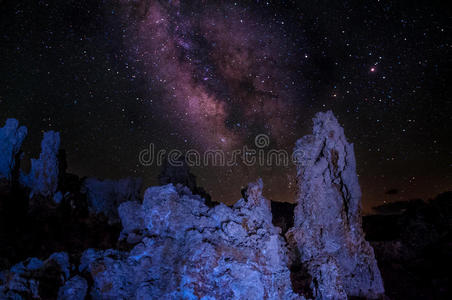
top-left (58, 275), bottom-right (88, 300)
top-left (287, 111), bottom-right (384, 299)
top-left (81, 177), bottom-right (142, 224)
top-left (0, 252), bottom-right (70, 299)
top-left (0, 119), bottom-right (27, 180)
top-left (82, 180), bottom-right (302, 299)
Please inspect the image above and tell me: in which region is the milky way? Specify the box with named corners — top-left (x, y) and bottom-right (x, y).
top-left (122, 1), bottom-right (303, 150)
top-left (1, 0), bottom-right (451, 212)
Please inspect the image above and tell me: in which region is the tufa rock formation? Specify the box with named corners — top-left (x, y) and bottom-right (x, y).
top-left (0, 252), bottom-right (70, 299)
top-left (82, 180), bottom-right (302, 299)
top-left (0, 119), bottom-right (27, 180)
top-left (0, 114), bottom-right (395, 299)
top-left (0, 121), bottom-right (125, 276)
top-left (287, 111), bottom-right (384, 299)
top-left (57, 275), bottom-right (88, 300)
top-left (20, 131), bottom-right (60, 198)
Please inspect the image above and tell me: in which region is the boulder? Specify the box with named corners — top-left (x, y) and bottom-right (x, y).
top-left (0, 252), bottom-right (70, 299)
top-left (57, 275), bottom-right (88, 300)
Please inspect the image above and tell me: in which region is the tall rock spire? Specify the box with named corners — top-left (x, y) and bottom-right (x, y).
top-left (0, 119), bottom-right (27, 180)
top-left (288, 111), bottom-right (384, 299)
top-left (21, 131), bottom-right (60, 198)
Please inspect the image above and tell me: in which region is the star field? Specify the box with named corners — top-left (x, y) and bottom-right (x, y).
top-left (1, 0), bottom-right (451, 212)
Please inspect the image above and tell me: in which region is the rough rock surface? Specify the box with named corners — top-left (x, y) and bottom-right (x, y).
top-left (0, 119), bottom-right (27, 180)
top-left (82, 180), bottom-right (302, 299)
top-left (58, 275), bottom-right (88, 300)
top-left (21, 131), bottom-right (60, 198)
top-left (0, 252), bottom-right (70, 299)
top-left (287, 111), bottom-right (384, 299)
top-left (81, 177), bottom-right (142, 224)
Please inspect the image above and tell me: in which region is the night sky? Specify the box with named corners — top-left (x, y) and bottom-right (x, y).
top-left (1, 0), bottom-right (451, 213)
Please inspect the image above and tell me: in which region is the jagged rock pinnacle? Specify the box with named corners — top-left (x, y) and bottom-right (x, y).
top-left (287, 111), bottom-right (384, 299)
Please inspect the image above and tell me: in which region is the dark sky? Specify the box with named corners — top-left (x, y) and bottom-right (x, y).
top-left (1, 0), bottom-right (451, 213)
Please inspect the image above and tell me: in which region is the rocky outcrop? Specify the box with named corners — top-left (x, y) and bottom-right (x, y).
top-left (21, 131), bottom-right (60, 198)
top-left (0, 114), bottom-right (400, 299)
top-left (0, 123), bottom-right (121, 271)
top-left (82, 180), bottom-right (302, 299)
top-left (0, 119), bottom-right (27, 180)
top-left (58, 275), bottom-right (88, 300)
top-left (0, 252), bottom-right (70, 299)
top-left (81, 177), bottom-right (142, 224)
top-left (287, 111), bottom-right (384, 299)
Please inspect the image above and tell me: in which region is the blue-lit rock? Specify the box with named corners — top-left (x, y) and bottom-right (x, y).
top-left (57, 275), bottom-right (88, 300)
top-left (0, 119), bottom-right (27, 180)
top-left (0, 252), bottom-right (70, 299)
top-left (287, 111), bottom-right (384, 299)
top-left (20, 131), bottom-right (60, 198)
top-left (83, 180), bottom-right (303, 299)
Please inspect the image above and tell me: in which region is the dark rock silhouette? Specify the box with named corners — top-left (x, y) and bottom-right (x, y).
top-left (158, 156), bottom-right (216, 207)
top-left (81, 177), bottom-right (142, 224)
top-left (364, 192), bottom-right (452, 299)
